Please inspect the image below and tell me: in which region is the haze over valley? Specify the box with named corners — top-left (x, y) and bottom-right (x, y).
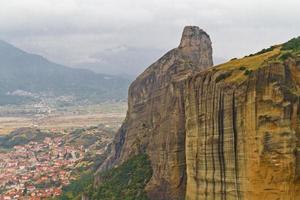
top-left (1, 1), bottom-right (300, 200)
top-left (0, 38), bottom-right (128, 199)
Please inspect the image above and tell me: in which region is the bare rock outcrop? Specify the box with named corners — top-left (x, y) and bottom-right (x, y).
top-left (184, 60), bottom-right (300, 199)
top-left (98, 26), bottom-right (300, 200)
top-left (98, 26), bottom-right (213, 200)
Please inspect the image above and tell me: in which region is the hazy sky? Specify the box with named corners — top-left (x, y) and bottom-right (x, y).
top-left (1, 0), bottom-right (300, 75)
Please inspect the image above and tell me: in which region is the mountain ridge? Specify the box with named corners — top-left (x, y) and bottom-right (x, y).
top-left (0, 40), bottom-right (130, 105)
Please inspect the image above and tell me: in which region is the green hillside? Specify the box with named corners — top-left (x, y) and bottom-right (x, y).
top-left (56, 154), bottom-right (152, 200)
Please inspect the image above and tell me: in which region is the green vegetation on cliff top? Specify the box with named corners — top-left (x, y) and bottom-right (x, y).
top-left (211, 37), bottom-right (300, 84)
top-left (282, 37), bottom-right (300, 51)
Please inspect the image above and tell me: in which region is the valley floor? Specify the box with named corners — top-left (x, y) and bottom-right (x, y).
top-left (0, 102), bottom-right (127, 200)
top-left (0, 102), bottom-right (127, 135)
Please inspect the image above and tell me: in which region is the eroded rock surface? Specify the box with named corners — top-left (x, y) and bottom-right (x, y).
top-left (185, 60), bottom-right (300, 199)
top-left (99, 26), bottom-right (213, 200)
top-left (99, 26), bottom-right (300, 200)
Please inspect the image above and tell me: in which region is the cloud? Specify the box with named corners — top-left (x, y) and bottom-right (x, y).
top-left (0, 0), bottom-right (300, 75)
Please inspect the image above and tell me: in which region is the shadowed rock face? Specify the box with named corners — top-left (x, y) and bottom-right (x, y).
top-left (99, 27), bottom-right (300, 200)
top-left (179, 26), bottom-right (213, 70)
top-left (98, 26), bottom-right (213, 200)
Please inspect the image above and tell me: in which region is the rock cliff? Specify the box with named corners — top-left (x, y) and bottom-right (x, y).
top-left (99, 27), bottom-right (300, 200)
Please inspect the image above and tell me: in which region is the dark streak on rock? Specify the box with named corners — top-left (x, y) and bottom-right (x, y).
top-left (218, 90), bottom-right (227, 200)
top-left (195, 80), bottom-right (200, 200)
top-left (232, 91), bottom-right (240, 200)
top-left (204, 84), bottom-right (208, 200)
top-left (222, 91), bottom-right (227, 200)
top-left (212, 83), bottom-right (216, 200)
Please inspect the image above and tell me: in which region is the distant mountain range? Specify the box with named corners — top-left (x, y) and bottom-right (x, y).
top-left (0, 40), bottom-right (130, 105)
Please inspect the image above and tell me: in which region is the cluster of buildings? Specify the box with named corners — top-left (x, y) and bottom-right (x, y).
top-left (0, 137), bottom-right (85, 200)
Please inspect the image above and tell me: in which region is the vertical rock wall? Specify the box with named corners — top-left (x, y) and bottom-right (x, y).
top-left (98, 26), bottom-right (213, 200)
top-left (185, 61), bottom-right (300, 200)
top-left (99, 26), bottom-right (300, 199)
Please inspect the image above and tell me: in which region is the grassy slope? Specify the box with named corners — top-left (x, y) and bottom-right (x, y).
top-left (210, 37), bottom-right (300, 85)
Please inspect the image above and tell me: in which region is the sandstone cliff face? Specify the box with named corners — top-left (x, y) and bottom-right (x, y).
top-left (99, 27), bottom-right (300, 200)
top-left (99, 26), bottom-right (213, 200)
top-left (185, 60), bottom-right (300, 199)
